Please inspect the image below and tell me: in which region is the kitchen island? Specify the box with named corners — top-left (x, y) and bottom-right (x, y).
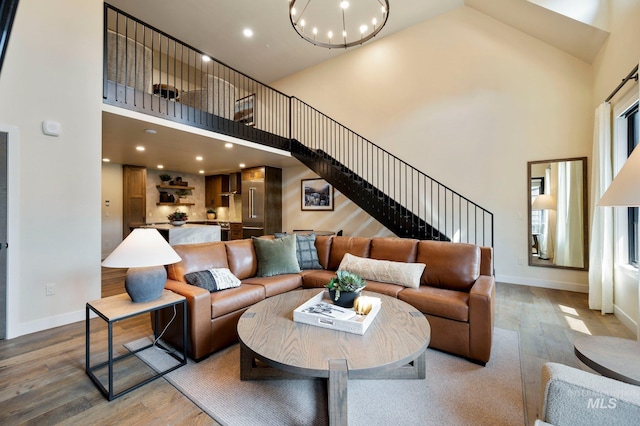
top-left (142, 224), bottom-right (221, 245)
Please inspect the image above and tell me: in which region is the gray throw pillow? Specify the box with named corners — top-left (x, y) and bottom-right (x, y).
top-left (184, 268), bottom-right (241, 292)
top-left (275, 232), bottom-right (323, 270)
top-left (252, 234), bottom-right (301, 277)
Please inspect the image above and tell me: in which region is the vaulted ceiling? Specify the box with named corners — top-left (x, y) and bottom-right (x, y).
top-left (102, 0), bottom-right (609, 175)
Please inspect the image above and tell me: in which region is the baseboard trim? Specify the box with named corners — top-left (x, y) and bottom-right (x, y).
top-left (496, 274), bottom-right (588, 293)
top-left (10, 309), bottom-right (86, 339)
top-left (613, 304), bottom-right (638, 337)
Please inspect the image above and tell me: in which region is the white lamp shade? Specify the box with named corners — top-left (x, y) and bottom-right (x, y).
top-left (102, 228), bottom-right (181, 268)
top-left (532, 194), bottom-right (556, 210)
top-left (598, 146), bottom-right (640, 207)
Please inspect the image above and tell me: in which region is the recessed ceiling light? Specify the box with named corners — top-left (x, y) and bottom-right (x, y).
top-left (199, 170), bottom-right (205, 174)
top-left (239, 163), bottom-right (246, 168)
top-left (157, 165), bottom-right (164, 169)
top-left (225, 143), bottom-right (233, 148)
top-left (144, 129), bottom-right (157, 134)
top-left (202, 55), bottom-right (211, 62)
top-left (196, 156), bottom-right (203, 161)
top-left (243, 28), bottom-right (253, 38)
top-left (136, 146), bottom-right (145, 151)
top-left (102, 158), bottom-right (110, 162)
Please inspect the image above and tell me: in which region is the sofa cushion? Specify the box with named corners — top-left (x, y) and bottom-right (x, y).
top-left (328, 236), bottom-right (371, 270)
top-left (338, 253), bottom-right (425, 289)
top-left (209, 283), bottom-right (265, 319)
top-left (242, 274), bottom-right (303, 297)
top-left (416, 241), bottom-right (481, 292)
top-left (168, 242), bottom-right (229, 283)
top-left (184, 268), bottom-right (241, 292)
top-left (225, 239), bottom-right (257, 279)
top-left (275, 232), bottom-right (323, 270)
top-left (252, 234), bottom-right (301, 277)
top-left (399, 286), bottom-right (470, 322)
top-left (301, 269), bottom-right (337, 289)
top-left (314, 235), bottom-right (333, 269)
top-left (370, 237), bottom-right (419, 262)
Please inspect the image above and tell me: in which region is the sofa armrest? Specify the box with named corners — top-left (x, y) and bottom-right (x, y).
top-left (540, 362), bottom-right (640, 425)
top-left (164, 279), bottom-right (212, 360)
top-left (468, 275), bottom-right (495, 364)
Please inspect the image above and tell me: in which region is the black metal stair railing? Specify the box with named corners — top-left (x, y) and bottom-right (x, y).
top-left (290, 98), bottom-right (494, 246)
top-left (104, 4), bottom-right (290, 151)
top-left (103, 3), bottom-right (494, 247)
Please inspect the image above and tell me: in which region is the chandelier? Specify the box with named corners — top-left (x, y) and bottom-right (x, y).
top-left (289, 0), bottom-right (390, 49)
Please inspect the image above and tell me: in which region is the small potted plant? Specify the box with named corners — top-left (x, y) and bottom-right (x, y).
top-left (325, 270), bottom-right (366, 308)
top-left (159, 174), bottom-right (172, 184)
top-left (175, 189), bottom-right (190, 203)
top-left (206, 208), bottom-right (216, 220)
top-left (168, 209), bottom-right (188, 226)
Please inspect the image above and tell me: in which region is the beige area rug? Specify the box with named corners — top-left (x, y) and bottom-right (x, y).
top-left (132, 328), bottom-right (525, 426)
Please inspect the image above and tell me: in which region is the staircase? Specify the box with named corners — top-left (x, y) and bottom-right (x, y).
top-left (290, 98), bottom-right (493, 246)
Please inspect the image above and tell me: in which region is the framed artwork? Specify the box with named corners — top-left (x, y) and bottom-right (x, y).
top-left (234, 94), bottom-right (255, 126)
top-left (301, 178), bottom-right (334, 211)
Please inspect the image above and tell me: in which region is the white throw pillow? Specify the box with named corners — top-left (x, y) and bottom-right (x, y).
top-left (338, 253), bottom-right (425, 289)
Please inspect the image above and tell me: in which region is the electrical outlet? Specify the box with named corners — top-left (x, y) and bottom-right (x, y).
top-left (45, 283), bottom-right (55, 296)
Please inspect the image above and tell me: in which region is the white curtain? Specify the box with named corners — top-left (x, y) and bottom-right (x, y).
top-left (588, 102), bottom-right (614, 313)
top-left (555, 161), bottom-right (584, 267)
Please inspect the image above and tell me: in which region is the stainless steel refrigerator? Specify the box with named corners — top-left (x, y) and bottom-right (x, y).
top-left (242, 166), bottom-right (282, 238)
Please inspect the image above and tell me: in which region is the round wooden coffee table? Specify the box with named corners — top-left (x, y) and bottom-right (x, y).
top-left (237, 289), bottom-right (431, 425)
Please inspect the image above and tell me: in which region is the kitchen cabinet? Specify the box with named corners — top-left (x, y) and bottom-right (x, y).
top-left (205, 175), bottom-right (230, 208)
top-left (123, 165), bottom-right (146, 238)
top-left (229, 223), bottom-right (243, 240)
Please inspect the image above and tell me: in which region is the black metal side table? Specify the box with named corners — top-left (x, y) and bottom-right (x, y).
top-left (86, 290), bottom-right (187, 400)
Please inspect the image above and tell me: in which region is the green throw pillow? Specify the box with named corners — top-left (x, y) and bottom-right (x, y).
top-left (252, 234), bottom-right (301, 277)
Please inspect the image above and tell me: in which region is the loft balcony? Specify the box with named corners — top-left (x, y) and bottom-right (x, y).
top-left (103, 4), bottom-right (290, 152)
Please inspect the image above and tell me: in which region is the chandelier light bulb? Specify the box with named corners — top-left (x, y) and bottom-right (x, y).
top-left (289, 0), bottom-right (389, 49)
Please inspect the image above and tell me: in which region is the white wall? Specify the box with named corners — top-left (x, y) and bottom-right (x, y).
top-left (283, 166), bottom-right (394, 237)
top-left (273, 6), bottom-right (593, 291)
top-left (0, 0), bottom-right (102, 337)
top-left (592, 0), bottom-right (640, 331)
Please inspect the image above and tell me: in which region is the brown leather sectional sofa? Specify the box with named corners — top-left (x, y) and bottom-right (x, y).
top-left (157, 235), bottom-right (495, 365)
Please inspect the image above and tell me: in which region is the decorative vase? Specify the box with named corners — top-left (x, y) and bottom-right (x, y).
top-left (170, 220), bottom-right (186, 226)
top-left (328, 289), bottom-right (361, 308)
top-left (207, 213), bottom-right (216, 220)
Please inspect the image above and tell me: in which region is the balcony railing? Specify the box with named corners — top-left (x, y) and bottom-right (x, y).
top-left (104, 4), bottom-right (290, 151)
top-left (103, 3), bottom-right (493, 247)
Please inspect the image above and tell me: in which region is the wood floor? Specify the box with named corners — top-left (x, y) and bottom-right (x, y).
top-left (0, 270), bottom-right (635, 425)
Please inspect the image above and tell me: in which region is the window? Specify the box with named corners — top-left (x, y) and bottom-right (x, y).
top-left (626, 103), bottom-right (639, 266)
top-left (531, 177), bottom-right (545, 234)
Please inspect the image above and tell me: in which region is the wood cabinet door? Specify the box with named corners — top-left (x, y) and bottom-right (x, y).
top-left (123, 165), bottom-right (146, 238)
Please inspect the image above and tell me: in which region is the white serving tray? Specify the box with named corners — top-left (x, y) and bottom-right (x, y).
top-left (293, 290), bottom-right (381, 335)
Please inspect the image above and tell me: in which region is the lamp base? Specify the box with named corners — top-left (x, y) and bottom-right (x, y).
top-left (125, 265), bottom-right (167, 303)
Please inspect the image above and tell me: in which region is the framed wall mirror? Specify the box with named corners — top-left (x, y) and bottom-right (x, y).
top-left (527, 157), bottom-right (589, 270)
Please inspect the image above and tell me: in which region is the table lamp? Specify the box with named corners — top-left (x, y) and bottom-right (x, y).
top-left (597, 145), bottom-right (640, 340)
top-left (532, 194), bottom-right (556, 260)
top-left (102, 228), bottom-right (182, 303)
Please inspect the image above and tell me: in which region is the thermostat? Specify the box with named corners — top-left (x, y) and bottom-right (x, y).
top-left (42, 120), bottom-right (61, 137)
